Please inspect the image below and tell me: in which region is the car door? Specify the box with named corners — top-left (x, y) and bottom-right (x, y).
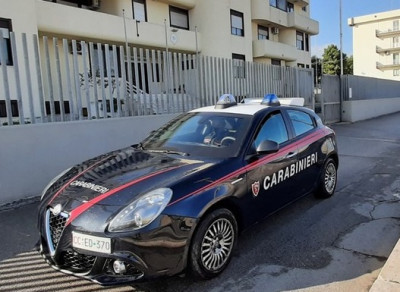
top-left (244, 110), bottom-right (299, 223)
top-left (285, 109), bottom-right (321, 198)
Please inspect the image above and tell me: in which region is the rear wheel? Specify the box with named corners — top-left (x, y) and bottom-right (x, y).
top-left (315, 158), bottom-right (337, 198)
top-left (189, 208), bottom-right (237, 279)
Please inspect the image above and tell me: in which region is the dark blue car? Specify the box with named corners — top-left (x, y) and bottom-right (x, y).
top-left (37, 94), bottom-right (338, 286)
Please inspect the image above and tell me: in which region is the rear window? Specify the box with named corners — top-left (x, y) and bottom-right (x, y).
top-left (287, 110), bottom-right (315, 137)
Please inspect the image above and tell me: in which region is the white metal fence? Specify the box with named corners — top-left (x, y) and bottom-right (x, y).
top-left (0, 33), bottom-right (314, 126)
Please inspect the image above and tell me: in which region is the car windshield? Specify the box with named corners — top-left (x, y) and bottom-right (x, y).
top-left (140, 112), bottom-right (251, 158)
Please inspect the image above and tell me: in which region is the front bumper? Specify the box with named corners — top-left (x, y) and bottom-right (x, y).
top-left (38, 209), bottom-right (197, 286)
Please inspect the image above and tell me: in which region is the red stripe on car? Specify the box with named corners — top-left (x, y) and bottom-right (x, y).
top-left (65, 166), bottom-right (182, 226)
top-left (168, 128), bottom-right (327, 206)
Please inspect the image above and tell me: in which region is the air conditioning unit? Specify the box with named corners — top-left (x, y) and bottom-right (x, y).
top-left (272, 27), bottom-right (280, 35)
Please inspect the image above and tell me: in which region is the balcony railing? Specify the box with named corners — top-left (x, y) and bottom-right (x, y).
top-left (155, 0), bottom-right (196, 9)
top-left (287, 11), bottom-right (319, 35)
top-left (37, 1), bottom-right (200, 52)
top-left (376, 46), bottom-right (400, 55)
top-left (376, 29), bottom-right (400, 38)
top-left (253, 39), bottom-right (307, 61)
top-left (376, 62), bottom-right (400, 70)
top-left (287, 0), bottom-right (309, 8)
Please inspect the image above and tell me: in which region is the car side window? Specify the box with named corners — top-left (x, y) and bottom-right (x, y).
top-left (287, 110), bottom-right (315, 137)
top-left (254, 112), bottom-right (288, 149)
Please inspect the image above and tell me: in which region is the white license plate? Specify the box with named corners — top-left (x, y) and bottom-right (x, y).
top-left (72, 232), bottom-right (111, 254)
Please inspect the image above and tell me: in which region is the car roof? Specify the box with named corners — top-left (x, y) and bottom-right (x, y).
top-left (190, 96), bottom-right (308, 116)
top-left (190, 103), bottom-right (270, 116)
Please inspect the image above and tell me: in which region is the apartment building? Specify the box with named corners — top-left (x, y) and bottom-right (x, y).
top-left (0, 0), bottom-right (317, 120)
top-left (1, 0), bottom-right (318, 67)
top-left (349, 9), bottom-right (400, 80)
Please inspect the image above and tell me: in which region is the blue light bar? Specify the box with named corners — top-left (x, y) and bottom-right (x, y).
top-left (215, 94), bottom-right (237, 109)
top-left (261, 94), bottom-right (280, 106)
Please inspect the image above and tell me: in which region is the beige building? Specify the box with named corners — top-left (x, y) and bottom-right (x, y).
top-left (0, 0), bottom-right (318, 66)
top-left (349, 9), bottom-right (400, 80)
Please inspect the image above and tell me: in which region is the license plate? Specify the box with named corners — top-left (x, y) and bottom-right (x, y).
top-left (72, 232), bottom-right (111, 254)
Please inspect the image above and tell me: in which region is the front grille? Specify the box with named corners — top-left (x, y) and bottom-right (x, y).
top-left (46, 208), bottom-right (68, 251)
top-left (61, 250), bottom-right (96, 273)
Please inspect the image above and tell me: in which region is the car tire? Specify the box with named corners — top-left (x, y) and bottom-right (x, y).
top-left (315, 158), bottom-right (337, 198)
top-left (189, 208), bottom-right (238, 279)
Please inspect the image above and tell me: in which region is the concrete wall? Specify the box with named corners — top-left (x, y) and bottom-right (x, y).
top-left (0, 114), bottom-right (177, 206)
top-left (342, 98), bottom-right (400, 122)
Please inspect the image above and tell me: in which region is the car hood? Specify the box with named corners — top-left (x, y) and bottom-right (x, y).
top-left (44, 147), bottom-right (219, 214)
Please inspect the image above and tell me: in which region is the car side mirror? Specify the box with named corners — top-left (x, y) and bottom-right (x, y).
top-left (256, 140), bottom-right (279, 155)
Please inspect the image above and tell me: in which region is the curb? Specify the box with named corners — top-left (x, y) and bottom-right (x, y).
top-left (370, 238), bottom-right (400, 291)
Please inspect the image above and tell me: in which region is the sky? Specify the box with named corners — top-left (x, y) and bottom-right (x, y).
top-left (310, 0), bottom-right (400, 57)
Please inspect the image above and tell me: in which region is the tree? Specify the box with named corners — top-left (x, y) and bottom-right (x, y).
top-left (322, 45), bottom-right (342, 75)
top-left (322, 44), bottom-right (353, 75)
top-left (345, 55), bottom-right (353, 75)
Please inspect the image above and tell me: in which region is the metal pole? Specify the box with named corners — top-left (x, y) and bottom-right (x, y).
top-left (339, 0), bottom-right (344, 75)
top-left (164, 19), bottom-right (170, 111)
top-left (195, 26), bottom-right (199, 58)
top-left (122, 9), bottom-right (129, 59)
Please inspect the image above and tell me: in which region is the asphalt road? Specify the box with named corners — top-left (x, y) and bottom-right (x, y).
top-left (1, 112), bottom-right (400, 292)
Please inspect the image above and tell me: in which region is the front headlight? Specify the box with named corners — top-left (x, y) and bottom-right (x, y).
top-left (40, 167), bottom-right (73, 200)
top-left (108, 188), bottom-right (173, 232)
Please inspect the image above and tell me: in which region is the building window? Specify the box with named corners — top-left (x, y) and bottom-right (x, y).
top-left (232, 53), bottom-right (245, 78)
top-left (302, 6), bottom-right (307, 12)
top-left (270, 0), bottom-right (287, 11)
top-left (287, 2), bottom-right (294, 12)
top-left (258, 25), bottom-right (269, 40)
top-left (271, 59), bottom-right (281, 66)
top-left (393, 53), bottom-right (399, 65)
top-left (393, 69), bottom-right (400, 76)
top-left (296, 31), bottom-right (304, 50)
top-left (132, 0), bottom-right (147, 22)
top-left (0, 18), bottom-right (13, 66)
top-left (394, 20), bottom-right (399, 31)
top-left (231, 10), bottom-right (244, 36)
top-left (297, 63), bottom-right (305, 68)
top-left (169, 6), bottom-right (189, 30)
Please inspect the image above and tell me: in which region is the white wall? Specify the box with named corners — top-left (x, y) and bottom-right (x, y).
top-left (342, 98), bottom-right (400, 122)
top-left (0, 114), bottom-right (177, 206)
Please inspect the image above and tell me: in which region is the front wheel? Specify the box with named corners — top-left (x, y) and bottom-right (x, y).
top-left (315, 158), bottom-right (337, 198)
top-left (189, 208), bottom-right (238, 279)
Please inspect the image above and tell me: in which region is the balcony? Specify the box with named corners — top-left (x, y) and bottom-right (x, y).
top-left (253, 39), bottom-right (301, 61)
top-left (376, 29), bottom-right (400, 38)
top-left (376, 46), bottom-right (400, 55)
top-left (156, 0), bottom-right (196, 9)
top-left (287, 0), bottom-right (309, 7)
top-left (376, 62), bottom-right (400, 70)
top-left (287, 12), bottom-right (318, 35)
top-left (251, 0), bottom-right (318, 34)
top-left (36, 0), bottom-right (200, 52)
top-left (252, 0), bottom-right (289, 27)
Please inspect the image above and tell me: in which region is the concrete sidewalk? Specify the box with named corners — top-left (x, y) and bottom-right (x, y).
top-left (370, 238), bottom-right (400, 291)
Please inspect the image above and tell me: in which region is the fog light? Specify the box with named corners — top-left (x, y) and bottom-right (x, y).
top-left (113, 260), bottom-right (126, 274)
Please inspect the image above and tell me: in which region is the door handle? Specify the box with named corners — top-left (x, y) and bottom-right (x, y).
top-left (286, 151), bottom-right (297, 159)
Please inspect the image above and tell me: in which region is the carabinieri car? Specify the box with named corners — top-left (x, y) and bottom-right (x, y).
top-left (37, 94), bottom-right (338, 286)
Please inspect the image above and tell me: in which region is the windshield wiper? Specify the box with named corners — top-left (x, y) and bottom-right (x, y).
top-left (147, 149), bottom-right (190, 156)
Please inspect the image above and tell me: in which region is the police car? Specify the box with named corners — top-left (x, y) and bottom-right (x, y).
top-left (37, 94), bottom-right (338, 285)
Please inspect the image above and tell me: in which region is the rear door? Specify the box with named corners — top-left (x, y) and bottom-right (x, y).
top-left (284, 109), bottom-right (322, 197)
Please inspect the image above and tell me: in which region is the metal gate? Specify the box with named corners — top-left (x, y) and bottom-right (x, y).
top-left (319, 75), bottom-right (341, 124)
